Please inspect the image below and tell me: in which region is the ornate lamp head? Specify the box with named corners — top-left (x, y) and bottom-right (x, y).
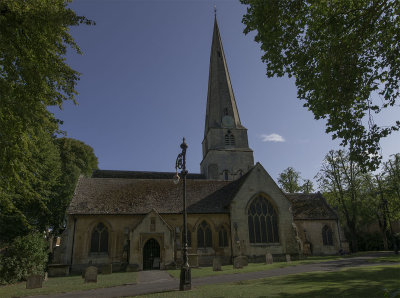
top-left (173, 172), bottom-right (180, 184)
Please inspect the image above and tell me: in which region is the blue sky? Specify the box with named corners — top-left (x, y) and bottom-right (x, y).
top-left (53, 0), bottom-right (400, 187)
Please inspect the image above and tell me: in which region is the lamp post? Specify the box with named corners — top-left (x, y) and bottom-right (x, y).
top-left (173, 138), bottom-right (191, 290)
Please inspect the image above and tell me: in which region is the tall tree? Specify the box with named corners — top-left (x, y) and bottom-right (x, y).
top-left (316, 150), bottom-right (365, 252)
top-left (0, 0), bottom-right (93, 243)
top-left (362, 173), bottom-right (390, 250)
top-left (301, 179), bottom-right (314, 194)
top-left (0, 131), bottom-right (62, 243)
top-left (49, 138), bottom-right (98, 235)
top-left (383, 154), bottom-right (400, 207)
top-left (278, 167), bottom-right (302, 193)
top-left (241, 0), bottom-right (400, 170)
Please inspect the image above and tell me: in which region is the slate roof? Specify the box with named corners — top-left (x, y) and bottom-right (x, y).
top-left (286, 193), bottom-right (338, 220)
top-left (68, 170), bottom-right (251, 215)
top-left (70, 169), bottom-right (335, 221)
top-left (92, 170), bottom-right (205, 180)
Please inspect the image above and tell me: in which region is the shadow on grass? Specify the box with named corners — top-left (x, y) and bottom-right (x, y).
top-left (253, 266), bottom-right (400, 298)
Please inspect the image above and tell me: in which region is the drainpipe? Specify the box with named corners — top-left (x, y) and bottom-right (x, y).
top-left (70, 217), bottom-right (77, 271)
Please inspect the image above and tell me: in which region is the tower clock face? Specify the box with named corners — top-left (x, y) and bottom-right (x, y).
top-left (222, 115), bottom-right (234, 128)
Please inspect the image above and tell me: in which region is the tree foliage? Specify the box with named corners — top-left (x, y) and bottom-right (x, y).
top-left (49, 138), bottom-right (98, 234)
top-left (316, 150), bottom-right (365, 252)
top-left (301, 179), bottom-right (314, 194)
top-left (0, 0), bottom-right (94, 244)
top-left (278, 167), bottom-right (302, 193)
top-left (241, 0), bottom-right (400, 170)
top-left (278, 167), bottom-right (314, 193)
top-left (317, 150), bottom-right (400, 252)
top-left (0, 233), bottom-right (48, 284)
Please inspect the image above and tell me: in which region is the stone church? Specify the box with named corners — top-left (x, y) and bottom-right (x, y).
top-left (58, 17), bottom-right (346, 272)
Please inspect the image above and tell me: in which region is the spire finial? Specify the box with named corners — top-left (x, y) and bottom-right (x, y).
top-left (214, 5), bottom-right (217, 17)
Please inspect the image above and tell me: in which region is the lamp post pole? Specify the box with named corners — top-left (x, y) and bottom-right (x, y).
top-left (174, 138), bottom-right (191, 290)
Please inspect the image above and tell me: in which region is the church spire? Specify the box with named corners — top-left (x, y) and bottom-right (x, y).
top-left (204, 15), bottom-right (242, 137)
top-left (201, 15), bottom-right (254, 181)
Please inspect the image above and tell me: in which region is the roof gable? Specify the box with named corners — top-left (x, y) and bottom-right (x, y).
top-left (286, 193), bottom-right (338, 220)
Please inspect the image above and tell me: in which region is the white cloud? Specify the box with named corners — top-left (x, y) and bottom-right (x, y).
top-left (260, 133), bottom-right (285, 143)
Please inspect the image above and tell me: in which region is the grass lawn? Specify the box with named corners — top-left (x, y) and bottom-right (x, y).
top-left (369, 253), bottom-right (400, 263)
top-left (167, 253), bottom-right (400, 279)
top-left (146, 265), bottom-right (400, 298)
top-left (0, 271), bottom-right (137, 298)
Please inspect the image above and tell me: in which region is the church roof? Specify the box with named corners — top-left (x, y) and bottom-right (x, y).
top-left (92, 169), bottom-right (205, 180)
top-left (69, 169), bottom-right (336, 220)
top-left (286, 193), bottom-right (338, 220)
top-left (68, 170), bottom-right (251, 215)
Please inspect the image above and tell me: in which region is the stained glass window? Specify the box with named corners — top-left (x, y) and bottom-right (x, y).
top-left (90, 223), bottom-right (108, 253)
top-left (322, 225), bottom-right (333, 246)
top-left (197, 221), bottom-right (212, 248)
top-left (248, 196), bottom-right (279, 244)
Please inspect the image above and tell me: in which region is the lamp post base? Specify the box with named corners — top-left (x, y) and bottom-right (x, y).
top-left (179, 264), bottom-right (191, 291)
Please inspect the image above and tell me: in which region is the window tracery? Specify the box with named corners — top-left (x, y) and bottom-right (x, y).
top-left (322, 225), bottom-right (333, 246)
top-left (248, 196), bottom-right (279, 244)
top-left (197, 221), bottom-right (212, 248)
top-left (90, 222), bottom-right (108, 253)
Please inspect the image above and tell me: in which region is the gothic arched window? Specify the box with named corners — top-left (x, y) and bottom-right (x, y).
top-left (322, 225), bottom-right (333, 246)
top-left (224, 134), bottom-right (230, 145)
top-left (218, 227), bottom-right (228, 247)
top-left (229, 134), bottom-right (235, 145)
top-left (90, 223), bottom-right (108, 253)
top-left (225, 131), bottom-right (235, 146)
top-left (197, 221), bottom-right (212, 248)
top-left (248, 195), bottom-right (279, 244)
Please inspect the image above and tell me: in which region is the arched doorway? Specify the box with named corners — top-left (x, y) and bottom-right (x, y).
top-left (143, 238), bottom-right (160, 270)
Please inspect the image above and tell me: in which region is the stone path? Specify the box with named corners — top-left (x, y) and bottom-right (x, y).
top-left (137, 270), bottom-right (175, 284)
top-left (31, 253), bottom-right (399, 298)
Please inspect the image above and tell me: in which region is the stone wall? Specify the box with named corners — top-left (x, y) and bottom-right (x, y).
top-left (230, 163), bottom-right (299, 259)
top-left (64, 212), bottom-right (232, 271)
top-left (294, 219), bottom-right (342, 255)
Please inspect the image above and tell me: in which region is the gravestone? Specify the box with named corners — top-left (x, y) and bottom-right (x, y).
top-left (265, 252), bottom-right (273, 264)
top-left (101, 264), bottom-right (112, 275)
top-left (233, 257), bottom-right (243, 269)
top-left (212, 257), bottom-right (222, 271)
top-left (43, 272), bottom-right (48, 281)
top-left (26, 274), bottom-right (43, 289)
top-left (84, 266), bottom-right (98, 283)
top-left (286, 254), bottom-right (291, 262)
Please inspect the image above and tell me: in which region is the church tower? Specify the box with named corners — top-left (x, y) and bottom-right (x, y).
top-left (201, 16), bottom-right (254, 180)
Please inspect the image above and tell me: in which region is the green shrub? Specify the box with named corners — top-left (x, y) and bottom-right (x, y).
top-left (0, 233), bottom-right (48, 284)
top-left (357, 232), bottom-right (385, 251)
